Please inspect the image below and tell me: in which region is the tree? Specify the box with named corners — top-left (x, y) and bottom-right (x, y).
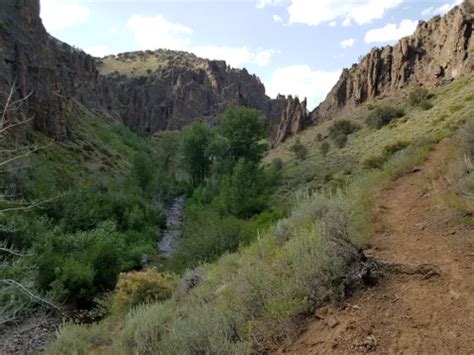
top-left (214, 106), bottom-right (268, 167)
top-left (182, 122), bottom-right (213, 187)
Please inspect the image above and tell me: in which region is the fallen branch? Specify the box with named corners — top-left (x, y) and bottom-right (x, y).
top-left (378, 260), bottom-right (441, 278)
top-left (0, 279), bottom-right (60, 311)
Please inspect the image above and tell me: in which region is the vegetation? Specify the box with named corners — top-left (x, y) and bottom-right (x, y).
top-left (289, 138), bottom-right (308, 160)
top-left (365, 105), bottom-right (405, 129)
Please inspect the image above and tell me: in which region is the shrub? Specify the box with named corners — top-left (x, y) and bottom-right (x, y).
top-left (363, 155), bottom-right (388, 169)
top-left (365, 105), bottom-right (405, 129)
top-left (290, 139), bottom-right (308, 160)
top-left (419, 99), bottom-right (434, 111)
top-left (408, 87), bottom-right (429, 106)
top-left (320, 141), bottom-right (330, 156)
top-left (271, 158), bottom-right (283, 171)
top-left (112, 268), bottom-right (174, 312)
top-left (328, 120), bottom-right (359, 139)
top-left (333, 134), bottom-right (348, 148)
top-left (316, 133), bottom-right (323, 142)
top-left (48, 323), bottom-right (107, 355)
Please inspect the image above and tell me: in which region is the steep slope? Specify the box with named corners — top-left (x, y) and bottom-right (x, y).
top-left (0, 0), bottom-right (305, 145)
top-left (274, 1), bottom-right (474, 144)
top-left (284, 140), bottom-right (474, 354)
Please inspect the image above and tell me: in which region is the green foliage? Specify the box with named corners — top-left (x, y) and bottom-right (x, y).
top-left (408, 87), bottom-right (430, 106)
top-left (419, 99), bottom-right (434, 111)
top-left (182, 122), bottom-right (213, 186)
top-left (363, 141), bottom-right (410, 170)
top-left (173, 209), bottom-right (255, 270)
top-left (333, 134), bottom-right (348, 148)
top-left (132, 152), bottom-right (155, 192)
top-left (365, 105), bottom-right (405, 129)
top-left (328, 120), bottom-right (359, 149)
top-left (289, 139), bottom-right (308, 160)
top-left (48, 323), bottom-right (107, 355)
top-left (320, 141), bottom-right (330, 156)
top-left (271, 158), bottom-right (283, 172)
top-left (328, 120), bottom-right (360, 139)
top-left (213, 105), bottom-right (268, 167)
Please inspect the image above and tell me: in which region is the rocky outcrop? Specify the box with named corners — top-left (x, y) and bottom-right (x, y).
top-left (97, 51), bottom-right (273, 133)
top-left (0, 0), bottom-right (306, 145)
top-left (270, 96), bottom-right (309, 146)
top-left (309, 2), bottom-right (473, 125)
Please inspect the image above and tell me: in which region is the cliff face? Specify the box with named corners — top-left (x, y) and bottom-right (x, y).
top-left (0, 0), bottom-right (306, 145)
top-left (97, 51), bottom-right (274, 133)
top-left (309, 2), bottom-right (473, 125)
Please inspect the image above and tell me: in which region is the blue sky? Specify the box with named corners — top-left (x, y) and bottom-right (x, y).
top-left (40, 0), bottom-right (462, 109)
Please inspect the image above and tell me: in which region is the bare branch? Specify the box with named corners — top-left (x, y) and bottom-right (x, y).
top-left (1, 84), bottom-right (15, 127)
top-left (0, 247), bottom-right (31, 257)
top-left (0, 193), bottom-right (63, 213)
top-left (0, 115), bottom-right (34, 135)
top-left (0, 142), bottom-right (52, 168)
top-left (0, 279), bottom-right (60, 311)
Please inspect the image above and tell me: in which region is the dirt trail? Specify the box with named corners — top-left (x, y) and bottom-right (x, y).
top-left (283, 141), bottom-right (474, 354)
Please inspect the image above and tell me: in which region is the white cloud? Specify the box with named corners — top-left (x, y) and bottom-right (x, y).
top-left (342, 17), bottom-right (352, 27)
top-left (193, 46), bottom-right (276, 68)
top-left (40, 0), bottom-right (90, 32)
top-left (365, 19), bottom-right (418, 43)
top-left (84, 45), bottom-right (112, 58)
top-left (421, 0), bottom-right (462, 17)
top-left (329, 21), bottom-right (337, 27)
top-left (110, 27), bottom-right (119, 35)
top-left (340, 38), bottom-right (355, 48)
top-left (265, 65), bottom-right (341, 109)
top-left (273, 14), bottom-right (283, 23)
top-left (257, 0), bottom-right (282, 9)
top-left (126, 14), bottom-right (276, 68)
top-left (127, 15), bottom-right (193, 51)
top-left (287, 0), bottom-right (403, 26)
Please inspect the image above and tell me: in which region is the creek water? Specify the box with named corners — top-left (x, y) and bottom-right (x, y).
top-left (157, 195), bottom-right (186, 258)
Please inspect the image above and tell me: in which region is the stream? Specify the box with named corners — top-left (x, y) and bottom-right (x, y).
top-left (157, 195), bottom-right (186, 258)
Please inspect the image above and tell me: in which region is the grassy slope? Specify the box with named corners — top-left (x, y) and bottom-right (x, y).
top-left (266, 75), bottom-right (474, 204)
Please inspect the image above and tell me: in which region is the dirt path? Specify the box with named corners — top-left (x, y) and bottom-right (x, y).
top-left (283, 141), bottom-right (474, 354)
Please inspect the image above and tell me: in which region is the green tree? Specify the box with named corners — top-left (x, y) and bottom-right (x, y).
top-left (214, 106), bottom-right (268, 167)
top-left (182, 122), bottom-right (213, 187)
top-left (132, 152), bottom-right (155, 191)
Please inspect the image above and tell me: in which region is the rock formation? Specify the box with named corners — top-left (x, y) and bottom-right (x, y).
top-left (309, 2), bottom-right (473, 126)
top-left (0, 0), bottom-right (306, 146)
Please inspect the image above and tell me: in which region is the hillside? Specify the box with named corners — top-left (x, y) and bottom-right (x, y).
top-left (0, 0), bottom-right (473, 354)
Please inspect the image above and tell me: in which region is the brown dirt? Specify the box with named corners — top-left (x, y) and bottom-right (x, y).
top-left (280, 140), bottom-right (474, 354)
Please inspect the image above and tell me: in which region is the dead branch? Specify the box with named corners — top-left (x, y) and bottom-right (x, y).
top-left (0, 279), bottom-right (59, 311)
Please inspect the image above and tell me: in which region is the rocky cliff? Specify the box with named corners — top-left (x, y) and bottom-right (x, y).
top-left (308, 1), bottom-right (473, 126)
top-left (0, 0), bottom-right (306, 145)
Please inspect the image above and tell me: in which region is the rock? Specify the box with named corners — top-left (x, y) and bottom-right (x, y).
top-left (326, 316), bottom-right (339, 328)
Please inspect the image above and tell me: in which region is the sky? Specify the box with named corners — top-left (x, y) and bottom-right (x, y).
top-left (40, 0), bottom-right (462, 110)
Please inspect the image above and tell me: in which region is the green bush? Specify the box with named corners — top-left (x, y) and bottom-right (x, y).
top-left (290, 139), bottom-right (308, 160)
top-left (365, 105), bottom-right (405, 129)
top-left (333, 134), bottom-right (348, 148)
top-left (419, 99), bottom-right (434, 111)
top-left (320, 141), bottom-right (330, 156)
top-left (408, 87), bottom-right (429, 106)
top-left (328, 120), bottom-right (360, 139)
